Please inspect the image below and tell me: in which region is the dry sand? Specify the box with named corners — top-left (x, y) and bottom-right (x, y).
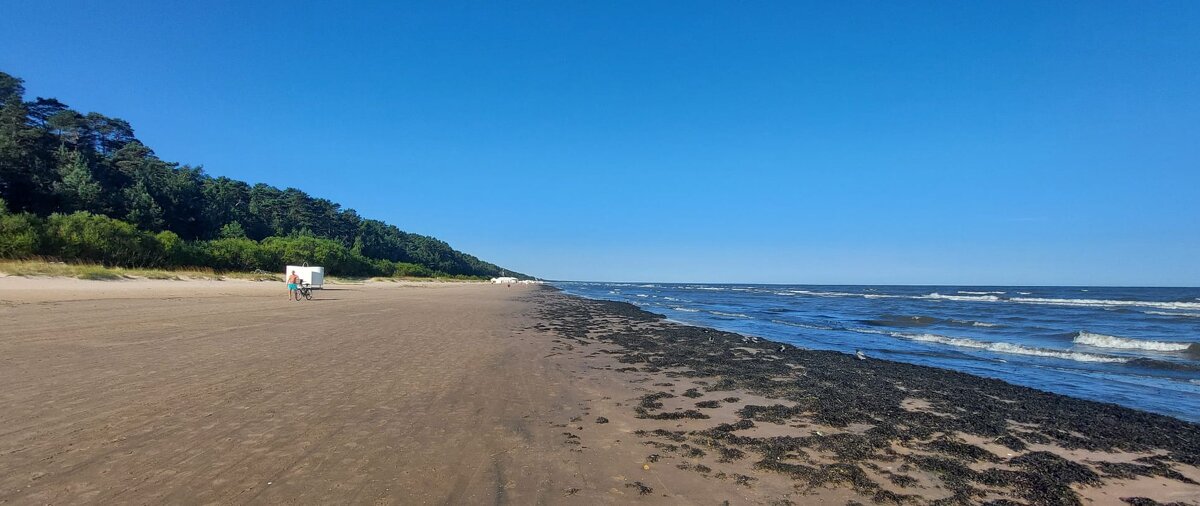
top-left (0, 278), bottom-right (778, 504)
top-left (0, 277), bottom-right (1196, 505)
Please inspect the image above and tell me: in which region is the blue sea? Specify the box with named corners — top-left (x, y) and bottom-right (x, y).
top-left (554, 283), bottom-right (1200, 423)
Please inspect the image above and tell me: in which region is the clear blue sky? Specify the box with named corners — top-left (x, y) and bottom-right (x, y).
top-left (3, 1), bottom-right (1198, 285)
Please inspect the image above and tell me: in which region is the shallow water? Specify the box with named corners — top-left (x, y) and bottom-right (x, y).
top-left (553, 282), bottom-right (1200, 423)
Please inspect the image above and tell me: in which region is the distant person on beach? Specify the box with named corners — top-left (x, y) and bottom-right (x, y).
top-left (287, 271), bottom-right (300, 299)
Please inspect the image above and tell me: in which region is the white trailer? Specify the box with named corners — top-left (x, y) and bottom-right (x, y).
top-left (285, 265), bottom-right (325, 288)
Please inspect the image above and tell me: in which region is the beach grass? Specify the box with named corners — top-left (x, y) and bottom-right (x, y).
top-left (0, 259), bottom-right (277, 282)
top-left (0, 260), bottom-right (488, 283)
top-left (342, 275), bottom-right (487, 284)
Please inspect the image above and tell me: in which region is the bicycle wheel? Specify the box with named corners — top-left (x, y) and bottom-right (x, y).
top-left (304, 290), bottom-right (312, 301)
top-left (293, 290), bottom-right (302, 301)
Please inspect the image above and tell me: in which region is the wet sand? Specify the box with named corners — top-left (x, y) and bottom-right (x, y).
top-left (0, 279), bottom-right (1197, 505)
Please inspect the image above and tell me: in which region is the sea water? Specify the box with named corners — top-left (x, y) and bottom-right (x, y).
top-left (553, 283), bottom-right (1200, 423)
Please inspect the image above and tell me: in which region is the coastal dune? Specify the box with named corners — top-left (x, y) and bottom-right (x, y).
top-left (0, 278), bottom-right (1197, 505)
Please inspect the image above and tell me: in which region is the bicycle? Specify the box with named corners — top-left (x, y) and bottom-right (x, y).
top-left (294, 282), bottom-right (313, 301)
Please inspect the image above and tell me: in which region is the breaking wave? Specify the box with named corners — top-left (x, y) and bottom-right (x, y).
top-left (709, 311), bottom-right (750, 318)
top-left (1010, 297), bottom-right (1200, 311)
top-left (1144, 310), bottom-right (1200, 318)
top-left (923, 293), bottom-right (1002, 302)
top-left (788, 289), bottom-right (864, 298)
top-left (886, 332), bottom-right (1128, 363)
top-left (772, 288), bottom-right (1200, 312)
top-left (1072, 331), bottom-right (1195, 352)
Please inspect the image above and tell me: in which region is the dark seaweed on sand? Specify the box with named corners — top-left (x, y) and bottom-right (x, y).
top-left (624, 481), bottom-right (653, 495)
top-left (531, 288), bottom-right (1200, 505)
top-left (1120, 498), bottom-right (1194, 506)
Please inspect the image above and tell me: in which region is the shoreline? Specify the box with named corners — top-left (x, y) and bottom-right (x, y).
top-left (1, 279), bottom-right (1196, 504)
top-left (554, 282), bottom-right (1200, 424)
top-left (535, 287), bottom-right (1200, 505)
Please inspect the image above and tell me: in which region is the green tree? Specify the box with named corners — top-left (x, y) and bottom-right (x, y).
top-left (53, 148), bottom-right (103, 213)
top-left (219, 221), bottom-right (247, 239)
top-left (0, 70), bottom-right (530, 279)
top-left (84, 113), bottom-right (135, 155)
top-left (0, 72), bottom-right (57, 214)
top-left (123, 180), bottom-right (164, 230)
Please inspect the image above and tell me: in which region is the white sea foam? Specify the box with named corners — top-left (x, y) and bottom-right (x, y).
top-left (635, 294), bottom-right (649, 298)
top-left (847, 327), bottom-right (891, 336)
top-left (1144, 310), bottom-right (1200, 318)
top-left (893, 332), bottom-right (1128, 363)
top-left (923, 292), bottom-right (1001, 302)
top-left (709, 311), bottom-right (750, 318)
top-left (1072, 331), bottom-right (1193, 352)
top-left (671, 307), bottom-right (700, 313)
top-left (789, 289), bottom-right (861, 297)
top-left (786, 289), bottom-right (1200, 311)
top-left (1010, 297), bottom-right (1200, 311)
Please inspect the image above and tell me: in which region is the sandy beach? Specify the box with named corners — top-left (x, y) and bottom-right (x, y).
top-left (0, 278), bottom-right (1197, 505)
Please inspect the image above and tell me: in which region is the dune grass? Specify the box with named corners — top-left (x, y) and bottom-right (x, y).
top-left (338, 275), bottom-right (485, 284)
top-left (0, 259), bottom-right (279, 282)
top-left (0, 260), bottom-right (486, 283)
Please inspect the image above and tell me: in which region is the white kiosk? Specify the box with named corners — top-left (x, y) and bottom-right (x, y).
top-left (285, 265), bottom-right (325, 288)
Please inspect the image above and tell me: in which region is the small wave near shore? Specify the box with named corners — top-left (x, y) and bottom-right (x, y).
top-left (878, 330), bottom-right (1129, 363)
top-left (1072, 331), bottom-right (1197, 353)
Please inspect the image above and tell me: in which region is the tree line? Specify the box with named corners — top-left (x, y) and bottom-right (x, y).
top-left (0, 70), bottom-right (527, 278)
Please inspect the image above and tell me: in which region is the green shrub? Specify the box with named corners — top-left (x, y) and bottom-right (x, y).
top-left (42, 212), bottom-right (163, 266)
top-left (392, 262), bottom-right (434, 278)
top-left (261, 235), bottom-right (385, 277)
top-left (0, 211), bottom-right (44, 258)
top-left (203, 237), bottom-right (269, 271)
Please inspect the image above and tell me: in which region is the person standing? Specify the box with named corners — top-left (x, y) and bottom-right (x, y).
top-left (287, 270), bottom-right (300, 300)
